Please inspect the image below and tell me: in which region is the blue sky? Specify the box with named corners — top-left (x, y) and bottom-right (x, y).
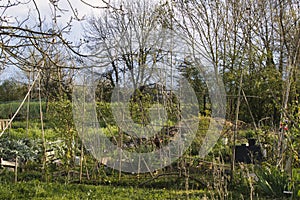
top-left (0, 0), bottom-right (106, 82)
top-left (0, 66), bottom-right (26, 83)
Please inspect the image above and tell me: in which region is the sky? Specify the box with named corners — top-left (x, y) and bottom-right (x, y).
top-left (5, 0), bottom-right (106, 40)
top-left (0, 0), bottom-right (107, 82)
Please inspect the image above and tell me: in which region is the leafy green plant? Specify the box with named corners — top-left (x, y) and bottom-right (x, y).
top-left (47, 100), bottom-right (80, 182)
top-left (255, 165), bottom-right (289, 198)
top-left (0, 135), bottom-right (41, 162)
top-left (9, 127), bottom-right (59, 141)
top-left (291, 168), bottom-right (300, 198)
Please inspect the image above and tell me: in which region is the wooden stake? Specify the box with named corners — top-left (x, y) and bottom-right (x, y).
top-left (231, 71), bottom-right (243, 179)
top-left (14, 157), bottom-right (18, 183)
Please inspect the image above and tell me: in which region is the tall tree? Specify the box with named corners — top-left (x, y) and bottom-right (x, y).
top-left (84, 0), bottom-right (177, 89)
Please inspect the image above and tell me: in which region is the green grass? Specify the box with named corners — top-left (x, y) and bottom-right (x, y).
top-left (0, 180), bottom-right (205, 200)
top-left (9, 127), bottom-right (60, 141)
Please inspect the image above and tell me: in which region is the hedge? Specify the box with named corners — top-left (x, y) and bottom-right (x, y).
top-left (0, 101), bottom-right (47, 120)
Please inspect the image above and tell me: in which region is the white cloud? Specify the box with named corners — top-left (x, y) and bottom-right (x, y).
top-left (2, 0), bottom-right (106, 41)
top-left (0, 66), bottom-right (27, 83)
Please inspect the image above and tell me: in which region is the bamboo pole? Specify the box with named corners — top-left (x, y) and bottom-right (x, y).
top-left (79, 77), bottom-right (86, 183)
top-left (0, 70), bottom-right (40, 138)
top-left (118, 126), bottom-right (122, 181)
top-left (38, 69), bottom-right (47, 181)
top-left (14, 157), bottom-right (18, 183)
top-left (26, 70), bottom-right (31, 136)
top-left (231, 71), bottom-right (243, 177)
top-left (79, 144), bottom-right (84, 183)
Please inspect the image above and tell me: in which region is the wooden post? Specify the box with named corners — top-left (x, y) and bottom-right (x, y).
top-left (0, 157), bottom-right (19, 182)
top-left (38, 69), bottom-right (47, 182)
top-left (231, 71), bottom-right (243, 180)
top-left (118, 126), bottom-right (122, 181)
top-left (80, 80), bottom-right (86, 184)
top-left (79, 144), bottom-right (84, 183)
top-left (14, 157), bottom-right (18, 183)
top-left (26, 70), bottom-right (31, 136)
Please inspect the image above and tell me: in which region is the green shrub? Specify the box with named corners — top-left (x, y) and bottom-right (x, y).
top-left (190, 116), bottom-right (210, 155)
top-left (291, 168), bottom-right (300, 198)
top-left (0, 101), bottom-right (46, 120)
top-left (255, 165), bottom-right (289, 198)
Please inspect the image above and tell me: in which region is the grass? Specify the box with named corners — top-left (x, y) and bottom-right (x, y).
top-left (0, 180), bottom-right (205, 200)
top-left (9, 127), bottom-right (60, 141)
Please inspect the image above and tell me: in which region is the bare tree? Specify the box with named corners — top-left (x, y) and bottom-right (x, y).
top-left (84, 0), bottom-right (178, 89)
top-left (0, 0), bottom-right (122, 73)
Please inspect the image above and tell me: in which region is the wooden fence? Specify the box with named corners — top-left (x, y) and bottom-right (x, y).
top-left (0, 119), bottom-right (11, 130)
top-left (0, 157), bottom-right (18, 182)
